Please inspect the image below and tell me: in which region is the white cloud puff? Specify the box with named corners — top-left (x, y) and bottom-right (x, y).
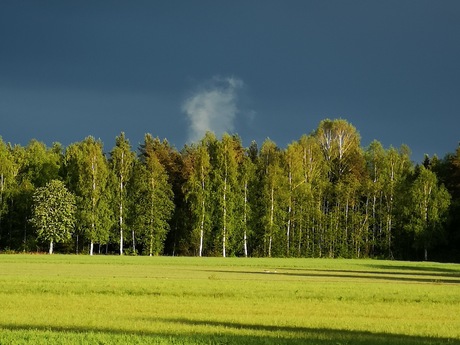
top-left (182, 76), bottom-right (244, 143)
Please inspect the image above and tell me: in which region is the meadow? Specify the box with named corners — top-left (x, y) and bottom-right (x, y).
top-left (0, 255), bottom-right (459, 344)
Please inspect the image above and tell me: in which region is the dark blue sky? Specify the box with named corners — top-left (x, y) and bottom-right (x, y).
top-left (1, 1), bottom-right (459, 161)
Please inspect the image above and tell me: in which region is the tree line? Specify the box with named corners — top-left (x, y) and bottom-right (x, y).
top-left (0, 119), bottom-right (459, 261)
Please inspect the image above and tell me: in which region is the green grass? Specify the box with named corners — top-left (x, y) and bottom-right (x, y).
top-left (0, 255), bottom-right (459, 344)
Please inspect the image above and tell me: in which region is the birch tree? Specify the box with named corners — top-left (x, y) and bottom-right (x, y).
top-left (182, 134), bottom-right (213, 256)
top-left (0, 139), bottom-right (17, 246)
top-left (7, 141), bottom-right (61, 250)
top-left (141, 137), bottom-right (185, 256)
top-left (213, 134), bottom-right (241, 257)
top-left (381, 145), bottom-right (412, 258)
top-left (110, 132), bottom-right (135, 255)
top-left (134, 134), bottom-right (174, 256)
top-left (364, 140), bottom-right (386, 256)
top-left (237, 148), bottom-right (255, 257)
top-left (259, 139), bottom-right (287, 257)
top-left (64, 137), bottom-right (111, 255)
top-left (31, 180), bottom-right (76, 254)
top-left (315, 119), bottom-right (363, 257)
top-left (316, 119), bottom-right (361, 182)
top-left (404, 166), bottom-right (450, 260)
top-left (297, 134), bottom-right (328, 257)
top-left (285, 141), bottom-right (306, 256)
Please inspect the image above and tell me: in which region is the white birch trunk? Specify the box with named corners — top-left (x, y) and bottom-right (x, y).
top-left (199, 198), bottom-right (205, 257)
top-left (243, 181), bottom-right (248, 258)
top-left (119, 153), bottom-right (124, 255)
top-left (222, 167), bottom-right (227, 258)
top-left (49, 240), bottom-right (53, 255)
top-left (199, 165), bottom-right (205, 257)
top-left (269, 186), bottom-right (274, 257)
top-left (150, 234), bottom-right (153, 257)
top-left (132, 229), bottom-right (136, 253)
top-left (287, 167), bottom-right (292, 256)
top-left (91, 156), bottom-right (96, 257)
top-left (120, 225), bottom-right (123, 255)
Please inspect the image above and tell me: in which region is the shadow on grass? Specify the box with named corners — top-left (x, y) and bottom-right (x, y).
top-left (0, 320), bottom-right (457, 345)
top-left (364, 264), bottom-right (460, 274)
top-left (288, 267), bottom-right (460, 281)
top-left (203, 268), bottom-right (460, 284)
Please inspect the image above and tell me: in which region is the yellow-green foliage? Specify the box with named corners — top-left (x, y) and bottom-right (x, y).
top-left (0, 255), bottom-right (459, 344)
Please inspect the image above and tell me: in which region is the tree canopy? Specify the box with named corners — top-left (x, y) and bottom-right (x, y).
top-left (0, 121), bottom-right (458, 261)
top-left (30, 179), bottom-right (76, 254)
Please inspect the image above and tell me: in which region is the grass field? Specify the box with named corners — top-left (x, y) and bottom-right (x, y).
top-left (0, 255), bottom-right (459, 344)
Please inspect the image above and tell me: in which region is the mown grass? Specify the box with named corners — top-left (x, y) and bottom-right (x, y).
top-left (0, 255), bottom-right (459, 344)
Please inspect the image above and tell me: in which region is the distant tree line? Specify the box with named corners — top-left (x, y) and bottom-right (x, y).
top-left (0, 119), bottom-right (458, 261)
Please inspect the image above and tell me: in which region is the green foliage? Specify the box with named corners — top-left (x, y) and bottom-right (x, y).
top-left (63, 137), bottom-right (113, 254)
top-left (133, 134), bottom-right (175, 256)
top-left (257, 139), bottom-right (288, 257)
top-left (182, 135), bottom-right (213, 256)
top-left (0, 138), bottom-right (17, 244)
top-left (30, 180), bottom-right (76, 253)
top-left (402, 166), bottom-right (451, 260)
top-left (1, 119), bottom-right (460, 260)
top-left (110, 132), bottom-right (136, 255)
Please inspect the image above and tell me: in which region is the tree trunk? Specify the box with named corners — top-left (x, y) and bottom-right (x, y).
top-left (49, 240), bottom-right (53, 255)
top-left (150, 233), bottom-right (153, 257)
top-left (269, 186), bottom-right (274, 258)
top-left (286, 204), bottom-right (292, 257)
top-left (387, 214), bottom-right (393, 259)
top-left (222, 173), bottom-right (227, 258)
top-left (199, 166), bottom-right (205, 257)
top-left (119, 202), bottom-right (123, 255)
top-left (243, 181), bottom-right (248, 258)
top-left (132, 228), bottom-right (136, 253)
top-left (91, 157), bottom-right (97, 257)
top-left (120, 228), bottom-right (123, 255)
top-left (199, 198), bottom-right (205, 257)
top-left (119, 152), bottom-right (124, 256)
top-left (372, 194), bottom-right (376, 256)
top-left (287, 167), bottom-right (292, 256)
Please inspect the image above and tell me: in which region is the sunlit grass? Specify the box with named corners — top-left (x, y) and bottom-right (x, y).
top-left (0, 255), bottom-right (459, 344)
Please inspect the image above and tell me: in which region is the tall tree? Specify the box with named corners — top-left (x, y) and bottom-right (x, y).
top-left (138, 137), bottom-right (184, 255)
top-left (364, 140), bottom-right (386, 256)
top-left (182, 133), bottom-right (214, 256)
top-left (381, 145), bottom-right (412, 258)
top-left (258, 139), bottom-right (287, 257)
top-left (433, 144), bottom-right (460, 261)
top-left (0, 138), bottom-right (17, 247)
top-left (403, 166), bottom-right (450, 260)
top-left (213, 134), bottom-right (241, 257)
top-left (297, 134), bottom-right (328, 257)
top-left (64, 137), bottom-right (112, 255)
top-left (315, 119), bottom-right (363, 257)
top-left (4, 140), bottom-right (62, 250)
top-left (31, 180), bottom-right (76, 254)
top-left (285, 141), bottom-right (305, 256)
top-left (134, 134), bottom-right (174, 256)
top-left (237, 147), bottom-right (256, 257)
top-left (110, 132), bottom-right (135, 255)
